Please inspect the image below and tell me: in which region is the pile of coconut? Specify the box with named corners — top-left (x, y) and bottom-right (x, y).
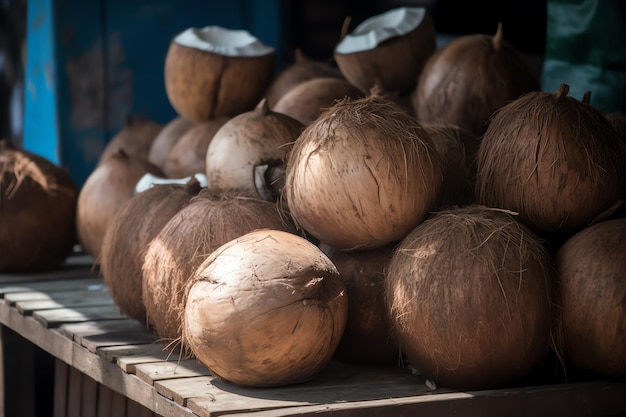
top-left (7, 6), bottom-right (623, 391)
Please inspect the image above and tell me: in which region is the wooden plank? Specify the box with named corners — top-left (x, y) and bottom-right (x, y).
top-left (59, 318), bottom-right (146, 341)
top-left (79, 329), bottom-right (158, 354)
top-left (16, 293), bottom-right (115, 315)
top-left (98, 343), bottom-right (173, 364)
top-left (53, 359), bottom-right (69, 417)
top-left (33, 305), bottom-right (125, 328)
top-left (133, 360), bottom-right (212, 385)
top-left (4, 288), bottom-right (110, 307)
top-left (0, 264), bottom-right (97, 285)
top-left (155, 376), bottom-right (216, 407)
top-left (67, 366), bottom-right (82, 417)
top-left (110, 390), bottom-right (127, 417)
top-left (81, 374), bottom-right (98, 417)
top-left (96, 384), bottom-right (113, 417)
top-left (116, 348), bottom-right (180, 373)
top-left (0, 277), bottom-right (104, 298)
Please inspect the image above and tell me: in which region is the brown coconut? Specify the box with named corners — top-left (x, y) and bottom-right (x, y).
top-left (205, 99), bottom-right (303, 197)
top-left (413, 23), bottom-right (540, 136)
top-left (164, 26), bottom-right (275, 122)
top-left (421, 122), bottom-right (480, 209)
top-left (148, 116), bottom-right (195, 170)
top-left (606, 112), bottom-right (626, 141)
top-left (476, 83), bottom-right (626, 236)
top-left (163, 117), bottom-right (228, 178)
top-left (0, 140), bottom-right (78, 272)
top-left (319, 242), bottom-right (399, 365)
top-left (284, 94), bottom-right (443, 250)
top-left (334, 7), bottom-right (436, 95)
top-left (141, 191), bottom-right (297, 342)
top-left (184, 229), bottom-right (348, 387)
top-left (76, 150), bottom-right (164, 260)
top-left (385, 205), bottom-right (555, 390)
top-left (99, 178), bottom-right (202, 324)
top-left (272, 77), bottom-right (364, 125)
top-left (99, 115), bottom-right (163, 164)
top-left (265, 48), bottom-right (345, 108)
top-left (555, 218), bottom-right (626, 379)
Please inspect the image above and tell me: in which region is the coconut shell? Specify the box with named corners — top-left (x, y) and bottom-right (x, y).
top-left (422, 122), bottom-right (480, 209)
top-left (148, 116), bottom-right (195, 170)
top-left (164, 40), bottom-right (275, 122)
top-left (555, 218), bottom-right (626, 379)
top-left (99, 115), bottom-right (163, 164)
top-left (0, 140), bottom-right (78, 272)
top-left (205, 99), bottom-right (304, 197)
top-left (284, 94), bottom-right (443, 250)
top-left (413, 23), bottom-right (540, 136)
top-left (76, 150), bottom-right (164, 260)
top-left (183, 229), bottom-right (348, 387)
top-left (141, 191), bottom-right (297, 342)
top-left (265, 49), bottom-right (345, 108)
top-left (334, 8), bottom-right (436, 95)
top-left (476, 83), bottom-right (626, 235)
top-left (164, 117), bottom-right (228, 178)
top-left (319, 242), bottom-right (399, 365)
top-left (99, 178), bottom-right (202, 324)
top-left (272, 77), bottom-right (364, 125)
top-left (606, 112), bottom-right (626, 141)
top-left (385, 205), bottom-right (555, 390)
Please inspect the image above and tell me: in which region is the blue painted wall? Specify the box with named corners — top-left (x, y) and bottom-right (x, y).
top-left (23, 0), bottom-right (282, 186)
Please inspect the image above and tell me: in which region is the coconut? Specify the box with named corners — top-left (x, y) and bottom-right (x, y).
top-left (99, 178), bottom-right (202, 324)
top-left (421, 122), bottom-right (480, 209)
top-left (272, 77), bottom-right (364, 125)
top-left (413, 23), bottom-right (540, 136)
top-left (265, 48), bottom-right (345, 108)
top-left (99, 115), bottom-right (163, 164)
top-left (205, 99), bottom-right (303, 197)
top-left (385, 205), bottom-right (555, 390)
top-left (319, 242), bottom-right (398, 365)
top-left (606, 112), bottom-right (626, 141)
top-left (475, 83), bottom-right (626, 236)
top-left (284, 94), bottom-right (442, 250)
top-left (163, 117), bottom-right (228, 178)
top-left (76, 150), bottom-right (164, 260)
top-left (141, 191), bottom-right (297, 341)
top-left (334, 7), bottom-right (436, 95)
top-left (0, 140), bottom-right (78, 272)
top-left (555, 218), bottom-right (626, 379)
top-left (183, 229), bottom-right (348, 387)
top-left (164, 26), bottom-right (275, 122)
top-left (148, 116), bottom-right (195, 170)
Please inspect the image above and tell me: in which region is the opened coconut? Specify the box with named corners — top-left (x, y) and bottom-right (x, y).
top-left (164, 26), bottom-right (275, 122)
top-left (476, 83), bottom-right (626, 236)
top-left (555, 218), bottom-right (626, 379)
top-left (265, 48), bottom-right (345, 108)
top-left (272, 77), bottom-right (364, 125)
top-left (183, 229), bottom-right (348, 387)
top-left (99, 178), bottom-right (202, 324)
top-left (142, 191), bottom-right (297, 341)
top-left (284, 94), bottom-right (442, 250)
top-left (205, 99), bottom-right (303, 197)
top-left (385, 205), bottom-right (555, 390)
top-left (334, 7), bottom-right (436, 95)
top-left (148, 116), bottom-right (194, 170)
top-left (99, 115), bottom-right (163, 164)
top-left (76, 150), bottom-right (164, 260)
top-left (164, 117), bottom-right (228, 178)
top-left (413, 23), bottom-right (539, 136)
top-left (319, 242), bottom-right (398, 365)
top-left (0, 140), bottom-right (78, 272)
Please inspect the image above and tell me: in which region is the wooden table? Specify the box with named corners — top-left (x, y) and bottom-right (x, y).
top-left (0, 255), bottom-right (624, 417)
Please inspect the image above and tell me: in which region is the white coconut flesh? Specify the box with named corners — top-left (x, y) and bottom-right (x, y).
top-left (335, 7), bottom-right (427, 54)
top-left (174, 26), bottom-right (274, 57)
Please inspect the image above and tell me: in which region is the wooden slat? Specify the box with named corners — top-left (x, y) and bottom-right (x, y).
top-left (16, 293), bottom-right (115, 315)
top-left (81, 374), bottom-right (98, 417)
top-left (96, 385), bottom-right (113, 417)
top-left (79, 329), bottom-right (158, 354)
top-left (133, 360), bottom-right (211, 385)
top-left (32, 305), bottom-right (125, 328)
top-left (98, 343), bottom-right (174, 364)
top-left (110, 391), bottom-right (127, 417)
top-left (59, 319), bottom-right (146, 342)
top-left (155, 376), bottom-right (216, 407)
top-left (0, 277), bottom-right (104, 298)
top-left (0, 264), bottom-right (97, 285)
top-left (116, 348), bottom-right (180, 373)
top-left (67, 366), bottom-right (82, 417)
top-left (53, 359), bottom-right (69, 417)
top-left (4, 288), bottom-right (110, 306)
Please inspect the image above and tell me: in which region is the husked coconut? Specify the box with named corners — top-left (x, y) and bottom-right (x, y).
top-left (285, 94), bottom-right (442, 250)
top-left (142, 191), bottom-right (297, 341)
top-left (100, 178), bottom-right (202, 324)
top-left (0, 140), bottom-right (78, 272)
top-left (183, 229), bottom-right (348, 387)
top-left (385, 205), bottom-right (555, 390)
top-left (165, 26), bottom-right (275, 122)
top-left (99, 115), bottom-right (163, 164)
top-left (334, 7), bottom-right (436, 95)
top-left (606, 112), bottom-right (626, 141)
top-left (149, 116), bottom-right (195, 170)
top-left (413, 23), bottom-right (539, 136)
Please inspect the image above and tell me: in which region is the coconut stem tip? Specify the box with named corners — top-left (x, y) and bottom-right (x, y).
top-left (556, 83), bottom-right (570, 99)
top-left (340, 16), bottom-right (352, 41)
top-left (492, 22), bottom-right (504, 52)
top-left (581, 91), bottom-right (591, 105)
top-left (256, 98), bottom-right (271, 115)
